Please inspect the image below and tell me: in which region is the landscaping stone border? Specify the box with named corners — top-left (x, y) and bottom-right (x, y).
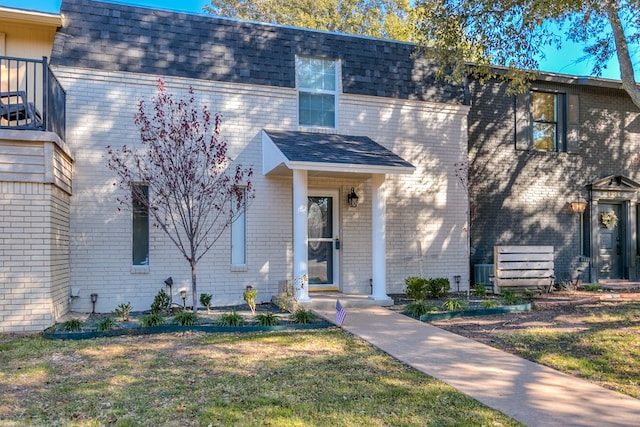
top-left (43, 322), bottom-right (334, 340)
top-left (419, 302), bottom-right (532, 322)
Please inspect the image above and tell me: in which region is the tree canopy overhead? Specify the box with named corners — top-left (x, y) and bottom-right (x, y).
top-left (205, 0), bottom-right (418, 41)
top-left (413, 0), bottom-right (640, 107)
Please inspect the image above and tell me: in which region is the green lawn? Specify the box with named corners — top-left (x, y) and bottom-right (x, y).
top-left (0, 329), bottom-right (522, 426)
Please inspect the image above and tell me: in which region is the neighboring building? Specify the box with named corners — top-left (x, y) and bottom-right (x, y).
top-left (0, 0), bottom-right (467, 324)
top-left (0, 7), bottom-right (70, 332)
top-left (468, 73), bottom-right (640, 285)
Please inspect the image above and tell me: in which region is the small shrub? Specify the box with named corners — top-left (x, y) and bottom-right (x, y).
top-left (174, 310), bottom-right (197, 326)
top-left (96, 317), bottom-right (117, 331)
top-left (113, 302), bottom-right (132, 321)
top-left (582, 283), bottom-right (603, 292)
top-left (218, 311), bottom-right (244, 326)
top-left (404, 277), bottom-right (428, 301)
top-left (243, 286), bottom-right (258, 314)
top-left (140, 313), bottom-right (165, 327)
top-left (255, 312), bottom-right (280, 326)
top-left (403, 301), bottom-right (437, 318)
top-left (150, 289), bottom-right (170, 314)
top-left (500, 289), bottom-right (521, 305)
top-left (62, 318), bottom-right (82, 332)
top-left (481, 300), bottom-right (499, 309)
top-left (290, 307), bottom-right (316, 324)
top-left (522, 289), bottom-right (535, 301)
top-left (440, 298), bottom-right (466, 311)
top-left (200, 293), bottom-right (213, 312)
top-left (426, 278), bottom-right (450, 298)
top-left (472, 284), bottom-right (487, 297)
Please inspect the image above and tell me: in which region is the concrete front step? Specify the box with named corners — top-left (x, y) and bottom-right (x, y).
top-left (302, 292), bottom-right (394, 311)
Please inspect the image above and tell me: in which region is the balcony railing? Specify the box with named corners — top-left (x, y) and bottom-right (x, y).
top-left (0, 56), bottom-right (66, 140)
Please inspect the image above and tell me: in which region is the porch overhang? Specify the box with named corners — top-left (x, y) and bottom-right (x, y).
top-left (262, 129), bottom-right (415, 177)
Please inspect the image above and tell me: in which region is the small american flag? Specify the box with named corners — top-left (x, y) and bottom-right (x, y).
top-left (335, 299), bottom-right (346, 326)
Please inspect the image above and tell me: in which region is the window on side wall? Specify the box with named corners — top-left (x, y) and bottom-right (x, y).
top-left (231, 187), bottom-right (247, 266)
top-left (296, 56), bottom-right (338, 128)
top-left (532, 91), bottom-right (565, 152)
top-left (132, 184), bottom-right (149, 267)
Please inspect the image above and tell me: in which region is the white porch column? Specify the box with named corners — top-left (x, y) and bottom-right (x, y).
top-left (370, 174), bottom-right (392, 302)
top-left (293, 169), bottom-right (311, 302)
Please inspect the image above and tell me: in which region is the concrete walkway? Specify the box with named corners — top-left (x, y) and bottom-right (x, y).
top-left (310, 299), bottom-right (640, 427)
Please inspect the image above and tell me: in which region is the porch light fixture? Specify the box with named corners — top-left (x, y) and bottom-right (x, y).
top-left (180, 289), bottom-right (187, 309)
top-left (570, 195), bottom-right (587, 214)
top-left (164, 276), bottom-right (174, 304)
top-left (347, 187), bottom-right (359, 208)
top-left (454, 275), bottom-right (461, 292)
top-left (90, 293), bottom-right (98, 314)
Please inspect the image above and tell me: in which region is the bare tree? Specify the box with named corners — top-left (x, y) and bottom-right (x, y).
top-left (107, 79), bottom-right (253, 312)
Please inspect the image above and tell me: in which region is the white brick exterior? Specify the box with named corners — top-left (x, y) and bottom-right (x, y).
top-left (52, 67), bottom-right (469, 314)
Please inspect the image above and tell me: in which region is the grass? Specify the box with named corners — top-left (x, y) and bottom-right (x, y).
top-left (0, 329), bottom-right (522, 426)
top-left (492, 302), bottom-right (640, 398)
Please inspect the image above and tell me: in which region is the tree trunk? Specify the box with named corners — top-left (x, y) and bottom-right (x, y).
top-left (191, 260), bottom-right (198, 313)
top-left (605, 0), bottom-right (640, 110)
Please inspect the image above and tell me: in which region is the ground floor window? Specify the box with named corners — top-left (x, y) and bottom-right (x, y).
top-left (132, 184), bottom-right (149, 266)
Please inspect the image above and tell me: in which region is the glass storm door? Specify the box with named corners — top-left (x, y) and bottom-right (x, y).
top-left (598, 203), bottom-right (622, 279)
top-left (307, 191), bottom-right (339, 290)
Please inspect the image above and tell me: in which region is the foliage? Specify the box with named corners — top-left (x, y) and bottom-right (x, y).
top-left (113, 302), bottom-right (132, 322)
top-left (426, 278), bottom-right (450, 299)
top-left (481, 300), bottom-right (499, 309)
top-left (62, 318), bottom-right (82, 332)
top-left (243, 286), bottom-right (258, 315)
top-left (500, 290), bottom-right (521, 305)
top-left (272, 280), bottom-right (297, 312)
top-left (403, 301), bottom-right (438, 318)
top-left (200, 293), bottom-right (213, 312)
top-left (107, 79), bottom-right (254, 312)
top-left (218, 310), bottom-right (244, 326)
top-left (205, 0), bottom-right (419, 42)
top-left (96, 317), bottom-right (117, 331)
top-left (404, 276), bottom-right (429, 301)
top-left (173, 310), bottom-right (197, 326)
top-left (290, 307), bottom-right (316, 324)
top-left (255, 312), bottom-right (281, 326)
top-left (440, 298), bottom-right (467, 311)
top-left (582, 283), bottom-right (604, 292)
top-left (150, 289), bottom-right (170, 314)
top-left (140, 313), bottom-right (165, 327)
top-left (413, 0), bottom-right (640, 108)
top-left (472, 284), bottom-right (487, 297)
top-left (0, 331), bottom-right (521, 425)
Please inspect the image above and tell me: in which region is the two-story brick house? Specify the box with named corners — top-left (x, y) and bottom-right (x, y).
top-left (13, 0), bottom-right (469, 324)
top-left (468, 72), bottom-right (640, 285)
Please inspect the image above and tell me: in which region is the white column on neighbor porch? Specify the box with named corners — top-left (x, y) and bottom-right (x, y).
top-left (370, 174), bottom-right (391, 301)
top-left (293, 169), bottom-right (311, 302)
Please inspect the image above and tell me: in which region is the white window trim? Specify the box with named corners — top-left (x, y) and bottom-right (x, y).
top-left (296, 55), bottom-right (341, 130)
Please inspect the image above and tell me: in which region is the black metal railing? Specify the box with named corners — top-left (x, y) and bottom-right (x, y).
top-left (0, 56), bottom-right (66, 140)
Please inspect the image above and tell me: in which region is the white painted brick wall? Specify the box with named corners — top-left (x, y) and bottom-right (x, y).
top-left (54, 67), bottom-right (470, 313)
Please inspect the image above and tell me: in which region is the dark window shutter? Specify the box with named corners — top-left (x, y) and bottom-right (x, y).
top-left (514, 92), bottom-right (531, 151)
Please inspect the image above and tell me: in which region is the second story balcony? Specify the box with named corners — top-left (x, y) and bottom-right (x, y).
top-left (0, 55), bottom-right (66, 140)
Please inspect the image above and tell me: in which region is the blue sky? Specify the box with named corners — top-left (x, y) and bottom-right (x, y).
top-left (2, 0), bottom-right (627, 80)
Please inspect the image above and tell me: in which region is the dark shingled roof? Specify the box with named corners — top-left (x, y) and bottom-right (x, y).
top-left (263, 130), bottom-right (414, 169)
top-left (52, 0), bottom-right (465, 104)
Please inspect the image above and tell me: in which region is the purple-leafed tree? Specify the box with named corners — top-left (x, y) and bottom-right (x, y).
top-left (107, 79), bottom-right (253, 312)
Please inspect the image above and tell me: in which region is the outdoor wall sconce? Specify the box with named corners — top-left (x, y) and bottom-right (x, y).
top-left (180, 289), bottom-right (187, 309)
top-left (454, 275), bottom-right (461, 292)
top-left (570, 195), bottom-right (587, 214)
top-left (90, 293), bottom-right (98, 314)
top-left (347, 187), bottom-right (359, 208)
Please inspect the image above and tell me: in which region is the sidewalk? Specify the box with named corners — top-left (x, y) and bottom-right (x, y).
top-left (311, 302), bottom-right (640, 427)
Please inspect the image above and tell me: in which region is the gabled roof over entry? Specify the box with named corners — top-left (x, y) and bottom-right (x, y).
top-left (262, 130), bottom-right (415, 176)
top-left (590, 175), bottom-right (640, 192)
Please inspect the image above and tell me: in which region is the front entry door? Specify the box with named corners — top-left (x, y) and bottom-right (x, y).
top-left (598, 203), bottom-right (622, 279)
top-left (307, 191), bottom-right (339, 290)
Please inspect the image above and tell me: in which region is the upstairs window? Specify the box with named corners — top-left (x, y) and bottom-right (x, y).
top-left (532, 91), bottom-right (565, 152)
top-left (132, 184), bottom-right (149, 266)
top-left (296, 56), bottom-right (338, 128)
